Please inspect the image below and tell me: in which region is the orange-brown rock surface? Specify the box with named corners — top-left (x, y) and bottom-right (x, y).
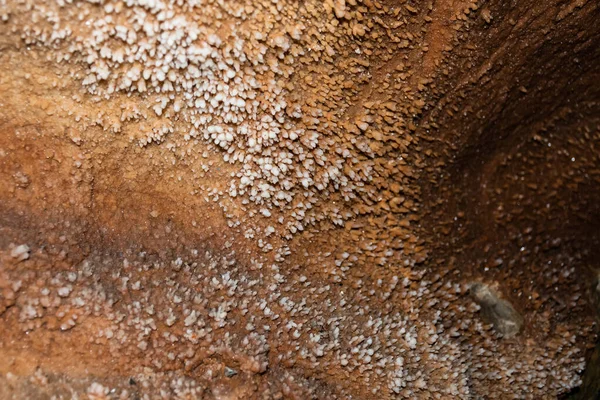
top-left (0, 0), bottom-right (599, 398)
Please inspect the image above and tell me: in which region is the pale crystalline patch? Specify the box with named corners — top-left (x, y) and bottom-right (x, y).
top-left (15, 0), bottom-right (370, 228)
top-left (10, 244), bottom-right (30, 261)
top-left (87, 382), bottom-right (109, 400)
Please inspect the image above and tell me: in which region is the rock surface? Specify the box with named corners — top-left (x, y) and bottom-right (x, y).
top-left (0, 0), bottom-right (599, 398)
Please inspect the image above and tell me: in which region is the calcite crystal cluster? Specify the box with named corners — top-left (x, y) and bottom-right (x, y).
top-left (0, 0), bottom-right (599, 398)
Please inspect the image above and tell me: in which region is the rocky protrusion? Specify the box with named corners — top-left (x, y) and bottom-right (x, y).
top-left (470, 283), bottom-right (524, 338)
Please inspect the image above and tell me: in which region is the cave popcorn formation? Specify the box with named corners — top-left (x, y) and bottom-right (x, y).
top-left (0, 0), bottom-right (598, 399)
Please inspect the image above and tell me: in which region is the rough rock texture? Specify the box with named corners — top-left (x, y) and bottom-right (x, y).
top-left (0, 0), bottom-right (599, 399)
